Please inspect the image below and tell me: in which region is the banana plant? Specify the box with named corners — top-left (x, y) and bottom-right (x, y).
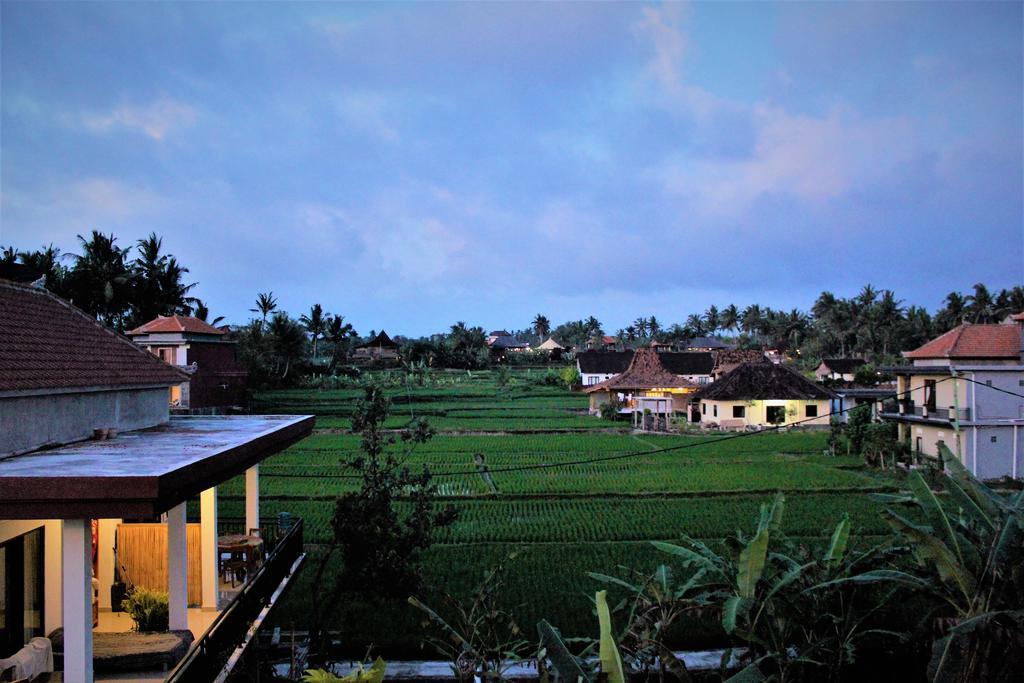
top-left (841, 445), bottom-right (1024, 681)
top-left (535, 591), bottom-right (627, 683)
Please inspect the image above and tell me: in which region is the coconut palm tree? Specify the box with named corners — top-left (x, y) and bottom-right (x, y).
top-left (66, 231), bottom-right (136, 329)
top-left (326, 314), bottom-right (356, 369)
top-left (300, 303), bottom-right (328, 361)
top-left (533, 314), bottom-right (551, 339)
top-left (267, 312), bottom-right (307, 379)
top-left (647, 316), bottom-right (661, 339)
top-left (192, 299), bottom-right (225, 326)
top-left (935, 291), bottom-right (967, 333)
top-left (966, 283), bottom-right (997, 323)
top-left (704, 305), bottom-right (720, 334)
top-left (740, 305), bottom-right (763, 340)
top-left (720, 304), bottom-right (739, 333)
top-left (251, 292), bottom-right (278, 330)
top-left (632, 317), bottom-right (649, 339)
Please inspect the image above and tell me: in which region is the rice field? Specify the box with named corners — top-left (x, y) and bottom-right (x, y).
top-left (230, 369), bottom-right (898, 656)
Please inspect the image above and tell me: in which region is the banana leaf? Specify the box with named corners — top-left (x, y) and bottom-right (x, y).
top-left (823, 514), bottom-right (850, 568)
top-left (537, 619), bottom-right (590, 683)
top-left (595, 590), bottom-right (625, 683)
top-left (737, 528), bottom-right (769, 598)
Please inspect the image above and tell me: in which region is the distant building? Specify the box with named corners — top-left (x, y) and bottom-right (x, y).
top-left (830, 385), bottom-right (897, 424)
top-left (815, 358), bottom-right (867, 382)
top-left (536, 337), bottom-right (564, 351)
top-left (127, 315), bottom-right (248, 411)
top-left (711, 349), bottom-right (769, 379)
top-left (577, 350), bottom-right (715, 387)
top-left (486, 330), bottom-right (529, 352)
top-left (584, 348), bottom-right (699, 427)
top-left (352, 330), bottom-right (400, 361)
top-left (586, 335), bottom-right (618, 351)
top-left (683, 336), bottom-right (732, 352)
top-left (690, 362), bottom-right (836, 429)
top-left (880, 317), bottom-right (1024, 479)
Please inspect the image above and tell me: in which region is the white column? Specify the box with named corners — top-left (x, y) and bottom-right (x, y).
top-left (245, 465), bottom-right (260, 534)
top-left (200, 486), bottom-right (219, 610)
top-left (166, 504), bottom-right (189, 631)
top-left (62, 519), bottom-right (93, 683)
top-left (96, 519), bottom-right (120, 610)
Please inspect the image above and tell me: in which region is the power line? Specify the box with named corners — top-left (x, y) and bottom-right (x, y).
top-left (956, 374), bottom-right (1024, 401)
top-left (259, 374), bottom-right (962, 480)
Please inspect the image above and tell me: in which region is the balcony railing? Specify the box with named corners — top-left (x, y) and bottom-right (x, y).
top-left (166, 517), bottom-right (304, 683)
top-left (881, 401), bottom-right (971, 422)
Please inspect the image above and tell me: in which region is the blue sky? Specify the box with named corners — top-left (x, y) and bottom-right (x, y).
top-left (1, 1), bottom-right (1021, 336)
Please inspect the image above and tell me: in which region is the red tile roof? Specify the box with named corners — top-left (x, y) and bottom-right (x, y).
top-left (0, 279), bottom-right (190, 393)
top-left (127, 315), bottom-right (225, 336)
top-left (904, 323), bottom-right (1021, 360)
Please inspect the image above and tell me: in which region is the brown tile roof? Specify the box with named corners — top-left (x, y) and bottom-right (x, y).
top-left (356, 330), bottom-right (398, 349)
top-left (127, 315), bottom-right (225, 336)
top-left (584, 347), bottom-right (697, 393)
top-left (0, 279), bottom-right (190, 393)
top-left (903, 323), bottom-right (1021, 360)
top-left (691, 363), bottom-right (836, 402)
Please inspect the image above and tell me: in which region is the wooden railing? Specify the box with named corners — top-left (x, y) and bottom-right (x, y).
top-left (165, 518), bottom-right (304, 683)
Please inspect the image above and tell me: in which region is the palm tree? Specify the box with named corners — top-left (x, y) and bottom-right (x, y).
top-left (267, 312), bottom-right (306, 379)
top-left (966, 283), bottom-right (996, 323)
top-left (704, 305), bottom-right (720, 334)
top-left (720, 304), bottom-right (739, 333)
top-left (935, 291), bottom-right (967, 332)
top-left (532, 314), bottom-right (551, 339)
top-left (647, 316), bottom-right (661, 339)
top-left (740, 304), bottom-right (763, 340)
top-left (326, 314), bottom-right (356, 369)
top-left (584, 316), bottom-right (603, 337)
top-left (995, 286), bottom-right (1024, 320)
top-left (192, 299), bottom-right (225, 326)
top-left (251, 292), bottom-right (278, 330)
top-left (67, 231), bottom-right (135, 329)
top-left (685, 313), bottom-right (705, 337)
top-left (300, 303), bottom-right (328, 361)
top-left (632, 317), bottom-right (649, 339)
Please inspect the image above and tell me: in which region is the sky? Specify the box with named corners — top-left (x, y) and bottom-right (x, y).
top-left (1, 1), bottom-right (1022, 336)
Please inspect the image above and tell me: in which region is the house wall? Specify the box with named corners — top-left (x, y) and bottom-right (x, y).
top-left (699, 399), bottom-right (831, 428)
top-left (0, 387), bottom-right (169, 457)
top-left (581, 372), bottom-right (618, 386)
top-left (0, 520), bottom-right (63, 636)
top-left (185, 342), bottom-right (248, 410)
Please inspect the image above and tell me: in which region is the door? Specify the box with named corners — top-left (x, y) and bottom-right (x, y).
top-left (766, 406), bottom-right (786, 425)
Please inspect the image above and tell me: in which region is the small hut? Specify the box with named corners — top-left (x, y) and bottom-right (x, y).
top-left (352, 330), bottom-right (400, 361)
top-left (584, 347), bottom-right (697, 430)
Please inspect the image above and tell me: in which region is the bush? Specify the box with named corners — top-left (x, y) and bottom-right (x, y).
top-left (121, 587), bottom-right (169, 632)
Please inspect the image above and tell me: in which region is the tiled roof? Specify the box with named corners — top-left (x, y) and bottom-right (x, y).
top-left (692, 363), bottom-right (836, 401)
top-left (904, 323), bottom-right (1021, 360)
top-left (585, 348), bottom-right (697, 392)
top-left (126, 314), bottom-right (225, 336)
top-left (578, 350), bottom-right (633, 374)
top-left (712, 349), bottom-right (768, 375)
top-left (0, 279), bottom-right (189, 393)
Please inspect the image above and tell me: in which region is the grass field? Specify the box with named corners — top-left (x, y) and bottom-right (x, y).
top-left (225, 369), bottom-right (899, 657)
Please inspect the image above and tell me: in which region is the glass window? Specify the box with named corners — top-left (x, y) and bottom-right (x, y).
top-left (733, 405), bottom-right (745, 418)
top-left (805, 404), bottom-right (818, 417)
top-left (713, 404), bottom-right (718, 417)
top-left (0, 527), bottom-right (44, 658)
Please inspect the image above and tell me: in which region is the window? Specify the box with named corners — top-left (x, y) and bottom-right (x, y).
top-left (991, 436), bottom-right (998, 443)
top-left (0, 527), bottom-right (45, 658)
top-left (924, 379), bottom-right (937, 411)
top-left (732, 405), bottom-right (745, 418)
top-left (766, 406), bottom-right (786, 424)
top-left (713, 404), bottom-right (718, 418)
top-left (702, 403), bottom-right (706, 415)
top-left (805, 404), bottom-right (818, 417)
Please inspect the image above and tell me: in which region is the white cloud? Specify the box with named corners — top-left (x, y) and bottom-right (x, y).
top-left (658, 104), bottom-right (920, 215)
top-left (333, 91), bottom-right (400, 142)
top-left (82, 97), bottom-right (197, 140)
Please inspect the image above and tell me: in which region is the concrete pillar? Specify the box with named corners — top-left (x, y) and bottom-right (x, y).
top-left (62, 519), bottom-right (93, 683)
top-left (200, 486), bottom-right (219, 610)
top-left (166, 504), bottom-right (189, 631)
top-left (245, 465), bottom-right (260, 534)
top-left (95, 519), bottom-right (120, 610)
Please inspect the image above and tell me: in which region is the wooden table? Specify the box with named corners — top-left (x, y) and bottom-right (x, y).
top-left (217, 534), bottom-right (264, 581)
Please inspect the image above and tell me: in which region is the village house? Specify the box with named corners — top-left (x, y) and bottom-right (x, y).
top-left (352, 330), bottom-right (400, 361)
top-left (485, 330), bottom-right (529, 353)
top-left (815, 358), bottom-right (867, 382)
top-left (690, 362), bottom-right (836, 429)
top-left (879, 316), bottom-right (1024, 479)
top-left (127, 314), bottom-right (248, 411)
top-left (577, 350), bottom-right (714, 388)
top-left (584, 348), bottom-right (699, 428)
top-left (682, 336), bottom-right (732, 352)
top-left (710, 348), bottom-right (769, 379)
top-left (536, 337), bottom-right (564, 352)
top-left (830, 385), bottom-right (898, 424)
top-left (0, 279), bottom-right (314, 682)
top-left (585, 335), bottom-right (618, 351)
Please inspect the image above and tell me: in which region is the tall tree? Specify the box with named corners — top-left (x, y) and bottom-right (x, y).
top-left (532, 314), bottom-right (551, 339)
top-left (66, 231), bottom-right (135, 329)
top-left (704, 305), bottom-right (720, 334)
top-left (632, 317), bottom-right (649, 339)
top-left (251, 291), bottom-right (278, 330)
top-left (720, 304), bottom-right (739, 333)
top-left (647, 315), bottom-right (661, 339)
top-left (192, 299), bottom-right (225, 326)
top-left (300, 303), bottom-right (328, 361)
top-left (966, 283), bottom-right (996, 323)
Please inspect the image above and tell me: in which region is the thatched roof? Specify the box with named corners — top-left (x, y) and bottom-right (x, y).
top-left (356, 330), bottom-right (398, 349)
top-left (537, 337), bottom-right (564, 350)
top-left (691, 363), bottom-right (836, 402)
top-left (584, 347), bottom-right (697, 393)
top-left (712, 348), bottom-right (768, 376)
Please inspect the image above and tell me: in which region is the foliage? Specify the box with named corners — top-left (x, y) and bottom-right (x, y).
top-left (121, 587), bottom-right (170, 632)
top-left (409, 556), bottom-right (531, 681)
top-left (598, 393), bottom-right (624, 421)
top-left (558, 365), bottom-right (581, 390)
top-left (857, 448), bottom-right (1024, 681)
top-left (652, 493), bottom-right (901, 682)
top-left (302, 658), bottom-right (386, 683)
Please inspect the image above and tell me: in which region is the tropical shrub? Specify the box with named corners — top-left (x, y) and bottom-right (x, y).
top-left (121, 587), bottom-right (169, 632)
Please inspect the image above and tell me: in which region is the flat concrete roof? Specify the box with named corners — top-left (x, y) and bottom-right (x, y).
top-left (0, 415), bottom-right (314, 519)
